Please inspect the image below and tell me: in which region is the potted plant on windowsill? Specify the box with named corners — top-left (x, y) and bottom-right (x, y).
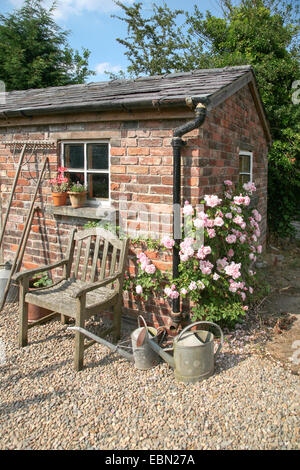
top-left (68, 181), bottom-right (88, 208)
top-left (50, 167), bottom-right (69, 206)
top-left (28, 272), bottom-right (53, 323)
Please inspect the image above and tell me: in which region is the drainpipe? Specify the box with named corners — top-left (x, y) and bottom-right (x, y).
top-left (170, 102), bottom-right (207, 328)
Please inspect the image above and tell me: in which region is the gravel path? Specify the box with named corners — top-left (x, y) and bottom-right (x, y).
top-left (0, 303), bottom-right (299, 450)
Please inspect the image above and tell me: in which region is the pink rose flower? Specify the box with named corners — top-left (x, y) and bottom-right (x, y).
top-left (224, 180), bottom-right (233, 186)
top-left (189, 281), bottom-right (197, 291)
top-left (243, 182), bottom-right (256, 194)
top-left (206, 219), bottom-right (215, 228)
top-left (199, 260), bottom-right (214, 275)
top-left (145, 264), bottom-right (156, 274)
top-left (197, 245), bottom-right (212, 260)
top-left (207, 228), bottom-right (216, 238)
top-left (161, 236), bottom-right (175, 249)
top-left (197, 281), bottom-right (205, 290)
top-left (204, 194), bottom-right (222, 207)
top-left (226, 234), bottom-right (237, 244)
top-left (233, 215), bottom-right (244, 226)
top-left (194, 218), bottom-right (206, 229)
top-left (224, 261), bottom-right (241, 279)
top-left (252, 209), bottom-right (262, 222)
top-left (214, 216), bottom-right (224, 227)
top-left (183, 202), bottom-right (194, 216)
top-left (136, 285), bottom-right (143, 295)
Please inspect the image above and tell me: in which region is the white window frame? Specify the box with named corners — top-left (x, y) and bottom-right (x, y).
top-left (61, 140), bottom-right (111, 207)
top-left (239, 150), bottom-right (253, 184)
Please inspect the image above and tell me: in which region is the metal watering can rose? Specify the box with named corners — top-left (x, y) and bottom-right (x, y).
top-left (131, 315), bottom-right (162, 370)
top-left (148, 321), bottom-right (224, 383)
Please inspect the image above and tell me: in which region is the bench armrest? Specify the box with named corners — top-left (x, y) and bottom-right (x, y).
top-left (13, 259), bottom-right (69, 283)
top-left (71, 272), bottom-right (122, 299)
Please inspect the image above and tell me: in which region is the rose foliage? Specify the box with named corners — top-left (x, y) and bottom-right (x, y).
top-left (124, 181), bottom-right (263, 327)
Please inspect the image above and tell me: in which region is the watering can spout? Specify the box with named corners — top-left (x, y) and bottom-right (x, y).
top-left (148, 338), bottom-right (175, 369)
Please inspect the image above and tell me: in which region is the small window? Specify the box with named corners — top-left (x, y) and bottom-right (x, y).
top-left (62, 142), bottom-right (110, 203)
top-left (239, 151), bottom-right (253, 184)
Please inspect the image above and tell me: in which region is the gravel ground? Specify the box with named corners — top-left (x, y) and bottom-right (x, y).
top-left (0, 302), bottom-right (299, 450)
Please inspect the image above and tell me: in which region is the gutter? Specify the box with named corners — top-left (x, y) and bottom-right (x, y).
top-left (0, 97), bottom-right (207, 120)
top-left (170, 101), bottom-right (207, 328)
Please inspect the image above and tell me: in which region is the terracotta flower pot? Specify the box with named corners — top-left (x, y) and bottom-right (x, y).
top-left (28, 278), bottom-right (52, 323)
top-left (68, 191), bottom-right (87, 208)
top-left (52, 192), bottom-right (68, 207)
top-left (28, 303), bottom-right (52, 323)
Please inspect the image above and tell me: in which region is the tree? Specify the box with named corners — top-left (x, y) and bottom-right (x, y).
top-left (114, 0), bottom-right (300, 237)
top-left (111, 1), bottom-right (206, 78)
top-left (0, 0), bottom-right (94, 91)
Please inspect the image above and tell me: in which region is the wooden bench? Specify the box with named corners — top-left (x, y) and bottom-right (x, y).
top-left (13, 227), bottom-right (129, 371)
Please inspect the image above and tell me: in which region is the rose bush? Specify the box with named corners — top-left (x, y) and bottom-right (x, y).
top-left (125, 180), bottom-right (263, 326)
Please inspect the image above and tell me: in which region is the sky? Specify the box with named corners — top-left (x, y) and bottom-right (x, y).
top-left (0, 0), bottom-right (223, 82)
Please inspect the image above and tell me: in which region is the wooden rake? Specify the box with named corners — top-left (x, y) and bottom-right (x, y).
top-left (0, 140), bottom-right (56, 310)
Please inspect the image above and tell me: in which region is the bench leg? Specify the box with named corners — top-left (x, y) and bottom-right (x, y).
top-left (19, 281), bottom-right (29, 347)
top-left (112, 300), bottom-right (122, 343)
top-left (74, 297), bottom-right (85, 371)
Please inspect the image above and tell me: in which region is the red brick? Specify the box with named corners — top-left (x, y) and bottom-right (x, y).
top-left (128, 147), bottom-right (150, 156)
top-left (111, 147), bottom-right (126, 156)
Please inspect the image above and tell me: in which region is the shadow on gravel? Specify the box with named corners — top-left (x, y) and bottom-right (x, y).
top-left (214, 351), bottom-right (251, 375)
top-left (0, 391), bottom-right (65, 417)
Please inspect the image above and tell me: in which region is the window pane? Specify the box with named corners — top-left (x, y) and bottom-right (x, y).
top-left (87, 144), bottom-right (108, 170)
top-left (88, 173), bottom-right (109, 199)
top-left (66, 172), bottom-right (85, 187)
top-left (239, 173), bottom-right (251, 184)
top-left (64, 144), bottom-right (84, 169)
top-left (239, 154), bottom-right (251, 172)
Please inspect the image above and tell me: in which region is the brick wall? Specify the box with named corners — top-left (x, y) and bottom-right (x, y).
top-left (0, 84), bottom-right (269, 327)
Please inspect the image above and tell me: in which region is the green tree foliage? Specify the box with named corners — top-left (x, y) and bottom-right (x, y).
top-left (114, 0), bottom-right (300, 237)
top-left (0, 0), bottom-right (94, 91)
top-left (111, 1), bottom-right (208, 77)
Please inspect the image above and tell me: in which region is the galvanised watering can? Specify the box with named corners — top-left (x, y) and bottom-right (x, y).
top-left (148, 321), bottom-right (224, 383)
top-left (131, 315), bottom-right (162, 370)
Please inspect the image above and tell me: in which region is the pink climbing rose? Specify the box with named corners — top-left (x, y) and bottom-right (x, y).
top-left (161, 236), bottom-right (175, 249)
top-left (226, 234), bottom-right (237, 244)
top-left (136, 285), bottom-right (143, 295)
top-left (224, 261), bottom-right (241, 280)
top-left (204, 194), bottom-right (222, 207)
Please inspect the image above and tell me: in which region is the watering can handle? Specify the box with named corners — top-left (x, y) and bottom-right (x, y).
top-left (177, 321), bottom-right (224, 357)
top-left (137, 315), bottom-right (148, 329)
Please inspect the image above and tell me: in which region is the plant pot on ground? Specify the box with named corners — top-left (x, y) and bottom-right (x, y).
top-left (28, 273), bottom-right (53, 323)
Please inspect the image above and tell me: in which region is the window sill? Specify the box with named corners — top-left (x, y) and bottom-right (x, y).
top-left (52, 204), bottom-right (116, 220)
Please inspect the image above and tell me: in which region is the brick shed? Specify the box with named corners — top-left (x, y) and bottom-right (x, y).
top-left (0, 65), bottom-right (271, 328)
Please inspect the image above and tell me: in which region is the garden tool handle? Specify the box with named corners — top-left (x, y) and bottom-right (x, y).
top-left (177, 321), bottom-right (224, 357)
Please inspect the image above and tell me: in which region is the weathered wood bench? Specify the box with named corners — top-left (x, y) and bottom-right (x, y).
top-left (13, 227), bottom-right (129, 371)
